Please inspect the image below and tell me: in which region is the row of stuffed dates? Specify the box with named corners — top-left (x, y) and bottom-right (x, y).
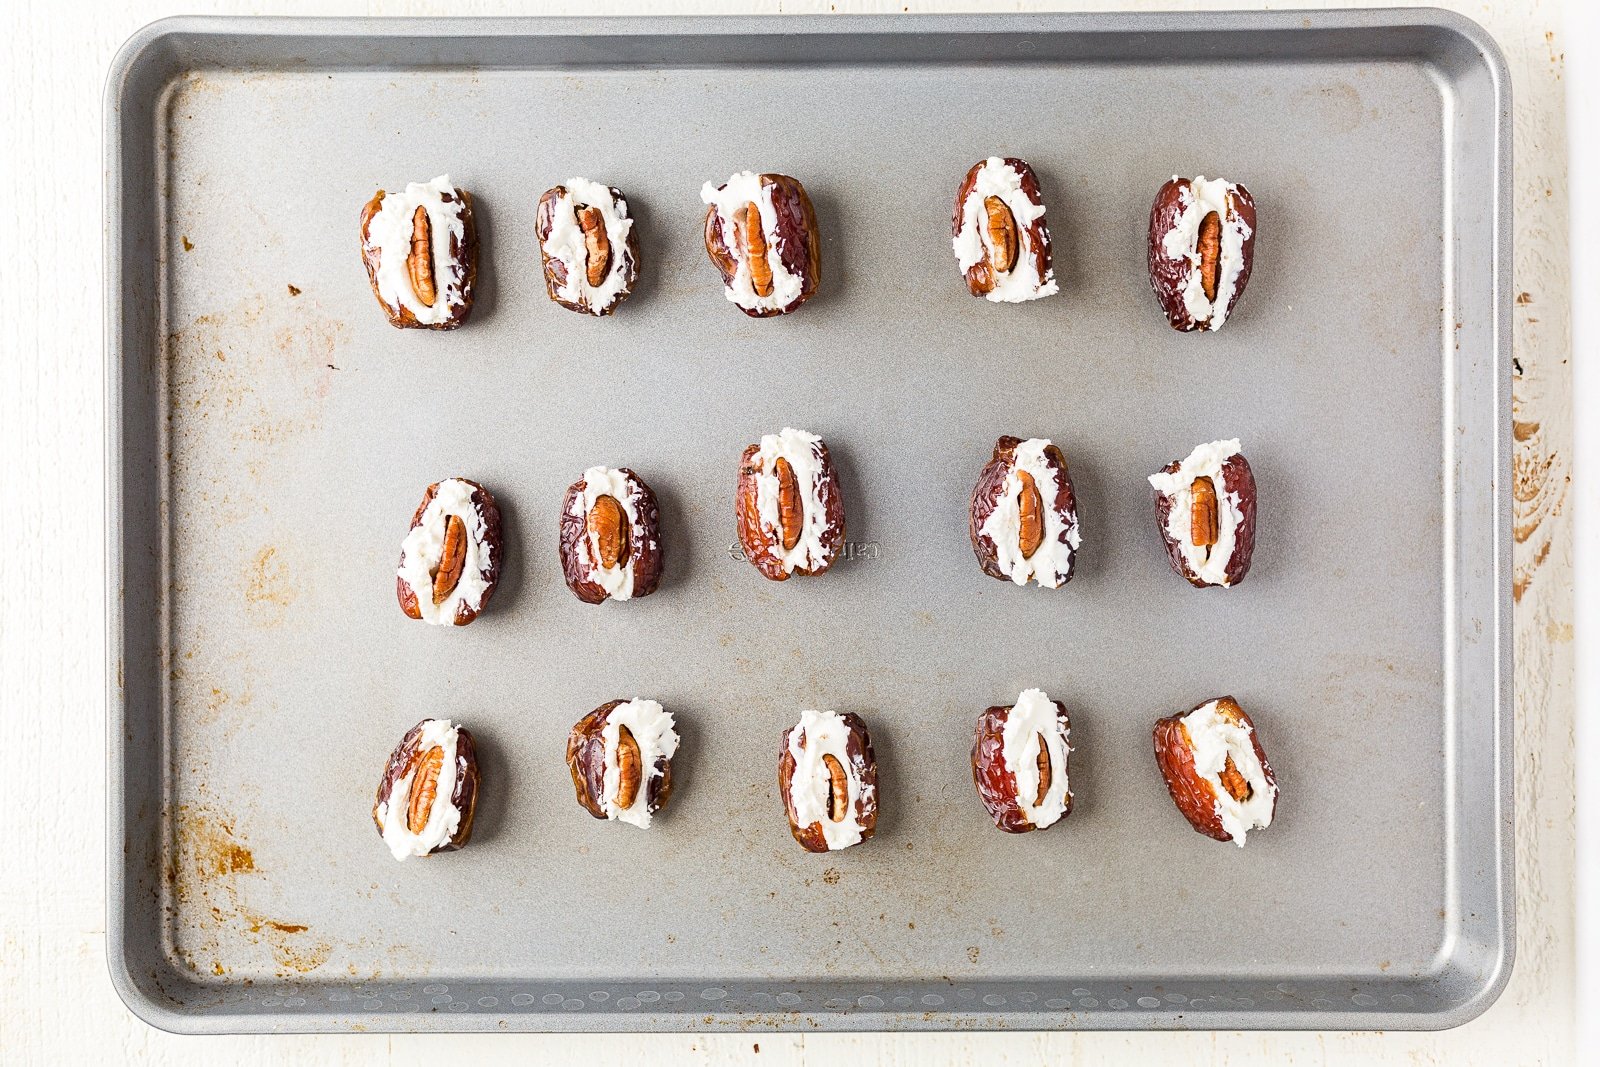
top-left (358, 165), bottom-right (1255, 326)
top-left (372, 691), bottom-right (1280, 862)
top-left (393, 431), bottom-right (1261, 626)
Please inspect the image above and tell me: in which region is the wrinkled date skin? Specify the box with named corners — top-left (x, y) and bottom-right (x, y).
top-left (778, 713), bottom-right (877, 853)
top-left (535, 183), bottom-right (641, 315)
top-left (566, 700), bottom-right (674, 821)
top-left (969, 436), bottom-right (1077, 583)
top-left (1152, 697), bottom-right (1277, 843)
top-left (358, 187), bottom-right (478, 330)
top-left (558, 469), bottom-right (664, 605)
top-left (972, 699), bottom-right (1072, 834)
top-left (735, 441), bottom-right (845, 582)
top-left (1152, 452), bottom-right (1256, 588)
top-left (952, 159), bottom-right (1053, 298)
top-left (396, 479), bottom-right (503, 625)
top-left (703, 174), bottom-right (821, 317)
top-left (371, 720), bottom-right (481, 853)
top-left (1147, 178), bottom-right (1257, 332)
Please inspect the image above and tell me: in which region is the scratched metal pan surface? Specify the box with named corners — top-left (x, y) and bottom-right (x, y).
top-left (104, 11), bottom-right (1512, 1033)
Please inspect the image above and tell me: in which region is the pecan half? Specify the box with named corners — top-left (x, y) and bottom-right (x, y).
top-left (432, 514), bottom-right (466, 604)
top-left (1189, 476), bottom-right (1219, 549)
top-left (822, 753), bottom-right (848, 822)
top-left (577, 205), bottom-right (612, 287)
top-left (1197, 210), bottom-right (1222, 303)
top-left (1152, 696), bottom-right (1278, 845)
top-left (1034, 739), bottom-right (1052, 807)
top-left (408, 205), bottom-right (438, 307)
top-left (406, 746), bottom-right (444, 832)
top-left (586, 495), bottom-right (630, 570)
top-left (984, 196), bottom-right (1019, 274)
top-left (741, 203), bottom-right (775, 298)
top-left (1016, 469), bottom-right (1044, 559)
top-left (372, 719), bottom-right (480, 859)
top-left (559, 468), bottom-right (664, 605)
top-left (1218, 754), bottom-right (1252, 802)
top-left (774, 457), bottom-right (802, 551)
top-left (614, 725), bottom-right (642, 810)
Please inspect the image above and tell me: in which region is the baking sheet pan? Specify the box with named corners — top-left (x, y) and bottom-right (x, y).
top-left (105, 10), bottom-right (1513, 1032)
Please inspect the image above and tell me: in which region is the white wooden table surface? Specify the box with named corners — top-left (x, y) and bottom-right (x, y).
top-left (0, 0), bottom-right (1573, 1062)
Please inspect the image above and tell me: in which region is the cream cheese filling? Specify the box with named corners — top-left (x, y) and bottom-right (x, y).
top-left (366, 174), bottom-right (467, 325)
top-left (787, 709), bottom-right (871, 851)
top-left (952, 158), bottom-right (1058, 304)
top-left (1179, 700), bottom-right (1276, 846)
top-left (978, 438), bottom-right (1080, 588)
top-left (397, 478), bottom-right (493, 623)
top-left (701, 171), bottom-right (805, 312)
top-left (376, 718), bottom-right (461, 861)
top-left (599, 699), bottom-right (679, 829)
top-left (1147, 438), bottom-right (1244, 587)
